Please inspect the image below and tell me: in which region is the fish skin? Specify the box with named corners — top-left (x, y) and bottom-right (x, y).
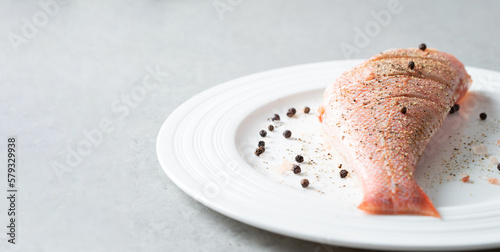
top-left (319, 48), bottom-right (472, 217)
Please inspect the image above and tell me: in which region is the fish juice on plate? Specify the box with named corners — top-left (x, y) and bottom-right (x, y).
top-left (318, 46), bottom-right (472, 217)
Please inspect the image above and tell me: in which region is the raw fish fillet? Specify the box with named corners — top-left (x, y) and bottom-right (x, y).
top-left (318, 48), bottom-right (472, 217)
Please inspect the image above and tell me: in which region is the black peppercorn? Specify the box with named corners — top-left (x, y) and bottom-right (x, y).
top-left (453, 104), bottom-right (460, 112)
top-left (340, 169), bottom-right (348, 178)
top-left (480, 113), bottom-right (487, 120)
top-left (408, 61), bottom-right (415, 70)
top-left (401, 107), bottom-right (407, 114)
top-left (258, 141), bottom-right (265, 147)
top-left (292, 165), bottom-right (301, 174)
top-left (272, 114), bottom-right (280, 121)
top-left (419, 43), bottom-right (427, 51)
top-left (268, 125), bottom-right (274, 131)
top-left (254, 147), bottom-right (265, 156)
top-left (449, 106), bottom-right (456, 114)
top-left (304, 107), bottom-right (310, 114)
top-left (259, 130), bottom-right (267, 137)
top-left (295, 155), bottom-right (304, 163)
top-left (287, 108), bottom-right (296, 117)
top-left (300, 179), bottom-right (309, 188)
top-left (283, 130), bottom-right (292, 138)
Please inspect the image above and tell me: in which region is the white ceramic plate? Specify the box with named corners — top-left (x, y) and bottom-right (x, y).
top-left (156, 60), bottom-right (500, 251)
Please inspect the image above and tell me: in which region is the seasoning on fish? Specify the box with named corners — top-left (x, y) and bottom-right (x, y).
top-left (318, 47), bottom-right (472, 217)
top-left (408, 61), bottom-right (415, 70)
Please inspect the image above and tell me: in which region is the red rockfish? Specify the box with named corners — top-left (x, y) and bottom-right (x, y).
top-left (319, 48), bottom-right (472, 217)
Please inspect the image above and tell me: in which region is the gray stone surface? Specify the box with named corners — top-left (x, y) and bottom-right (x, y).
top-left (1, 0), bottom-right (499, 251)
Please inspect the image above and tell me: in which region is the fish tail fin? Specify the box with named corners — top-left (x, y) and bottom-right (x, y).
top-left (357, 184), bottom-right (440, 218)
